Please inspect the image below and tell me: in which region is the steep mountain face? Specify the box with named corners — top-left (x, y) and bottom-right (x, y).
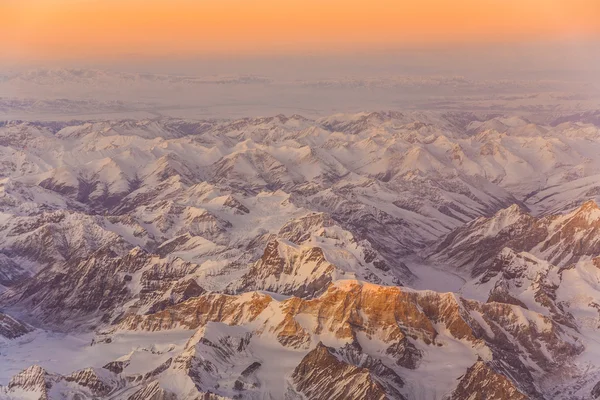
top-left (427, 204), bottom-right (600, 399)
top-left (0, 210), bottom-right (133, 275)
top-left (429, 200), bottom-right (600, 276)
top-left (3, 365), bottom-right (54, 399)
top-left (2, 112), bottom-right (600, 399)
top-left (1, 247), bottom-right (206, 327)
top-left (461, 247), bottom-right (600, 332)
top-left (291, 343), bottom-right (396, 400)
top-left (449, 360), bottom-right (528, 400)
top-left (230, 240), bottom-right (338, 297)
top-left (0, 312), bottom-right (30, 341)
top-left (0, 365), bottom-right (132, 400)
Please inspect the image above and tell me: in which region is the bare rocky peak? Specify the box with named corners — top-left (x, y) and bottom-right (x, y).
top-left (450, 360), bottom-right (528, 400)
top-left (291, 342), bottom-right (393, 400)
top-left (7, 365), bottom-right (51, 394)
top-left (126, 381), bottom-right (177, 400)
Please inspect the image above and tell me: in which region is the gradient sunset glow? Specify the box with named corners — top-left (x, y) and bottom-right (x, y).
top-left (2, 0), bottom-right (600, 60)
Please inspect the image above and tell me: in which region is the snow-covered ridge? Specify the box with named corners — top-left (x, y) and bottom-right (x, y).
top-left (0, 281), bottom-right (581, 399)
top-left (429, 200), bottom-right (600, 276)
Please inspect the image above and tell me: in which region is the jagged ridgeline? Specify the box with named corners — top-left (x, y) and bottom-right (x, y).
top-left (1, 112), bottom-right (600, 399)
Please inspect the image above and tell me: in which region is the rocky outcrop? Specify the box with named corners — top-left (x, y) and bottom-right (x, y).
top-left (2, 247), bottom-right (205, 325)
top-left (116, 291), bottom-right (273, 331)
top-left (428, 205), bottom-right (542, 275)
top-left (0, 365), bottom-right (123, 400)
top-left (0, 254), bottom-right (29, 287)
top-left (463, 246), bottom-right (600, 338)
top-left (277, 212), bottom-right (335, 244)
top-left (430, 201), bottom-right (600, 276)
top-left (64, 368), bottom-right (121, 397)
top-left (450, 360), bottom-right (528, 400)
top-left (0, 211), bottom-right (131, 269)
top-left (291, 343), bottom-right (390, 400)
top-left (335, 342), bottom-right (407, 396)
top-left (103, 360), bottom-right (130, 374)
top-left (127, 381), bottom-right (177, 400)
top-left (0, 312), bottom-right (31, 339)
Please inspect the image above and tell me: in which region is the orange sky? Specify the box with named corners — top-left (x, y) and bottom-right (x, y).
top-left (2, 0), bottom-right (600, 60)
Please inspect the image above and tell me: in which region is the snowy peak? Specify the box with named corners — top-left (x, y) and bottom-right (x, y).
top-left (6, 365), bottom-right (52, 396)
top-left (539, 200), bottom-right (600, 266)
top-left (231, 239), bottom-right (337, 297)
top-left (1, 364), bottom-right (125, 400)
top-left (277, 212), bottom-right (334, 244)
top-left (462, 246), bottom-right (600, 338)
top-left (563, 199), bottom-right (600, 224)
top-left (463, 249), bottom-right (561, 313)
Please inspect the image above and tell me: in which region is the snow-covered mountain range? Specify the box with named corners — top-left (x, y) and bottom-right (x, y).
top-left (1, 111), bottom-right (600, 399)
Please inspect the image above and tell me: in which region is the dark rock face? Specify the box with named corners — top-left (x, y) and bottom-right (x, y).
top-left (428, 205), bottom-right (543, 275)
top-left (233, 362), bottom-right (262, 392)
top-left (65, 368), bottom-right (119, 396)
top-left (385, 337), bottom-right (422, 369)
top-left (0, 312), bottom-right (31, 339)
top-left (334, 342), bottom-right (406, 398)
top-left (291, 343), bottom-right (391, 400)
top-left (1, 247), bottom-right (206, 326)
top-left (2, 248), bottom-right (147, 324)
top-left (0, 254), bottom-right (29, 287)
top-left (450, 361), bottom-right (528, 400)
top-left (103, 360), bottom-right (130, 374)
top-left (127, 381), bottom-right (177, 400)
top-left (7, 365), bottom-right (52, 397)
top-left (146, 279), bottom-right (205, 314)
